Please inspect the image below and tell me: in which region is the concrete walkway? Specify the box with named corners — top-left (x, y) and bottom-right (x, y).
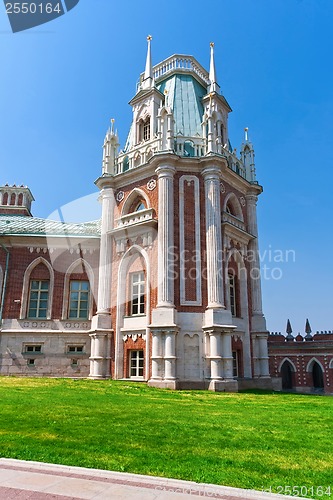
top-left (0, 458), bottom-right (308, 499)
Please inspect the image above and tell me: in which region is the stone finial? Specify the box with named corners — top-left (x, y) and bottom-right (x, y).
top-left (286, 319), bottom-right (294, 341)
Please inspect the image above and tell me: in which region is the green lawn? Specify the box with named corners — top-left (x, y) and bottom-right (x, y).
top-left (0, 378), bottom-right (332, 499)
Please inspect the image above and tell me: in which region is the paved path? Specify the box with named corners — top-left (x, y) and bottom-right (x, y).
top-left (0, 459), bottom-right (308, 499)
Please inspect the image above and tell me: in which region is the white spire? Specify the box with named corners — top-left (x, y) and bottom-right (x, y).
top-left (244, 127), bottom-right (249, 142)
top-left (143, 35), bottom-right (154, 89)
top-left (209, 42), bottom-right (220, 93)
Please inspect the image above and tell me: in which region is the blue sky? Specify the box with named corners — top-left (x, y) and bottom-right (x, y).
top-left (0, 0), bottom-right (332, 334)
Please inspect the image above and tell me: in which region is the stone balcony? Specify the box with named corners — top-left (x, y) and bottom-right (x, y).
top-left (111, 208), bottom-right (157, 254)
top-left (222, 212), bottom-right (246, 231)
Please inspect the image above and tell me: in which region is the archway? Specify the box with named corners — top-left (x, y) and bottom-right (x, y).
top-left (312, 362), bottom-right (324, 389)
top-left (281, 360), bottom-right (294, 389)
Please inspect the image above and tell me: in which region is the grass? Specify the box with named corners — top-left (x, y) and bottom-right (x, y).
top-left (0, 378), bottom-right (332, 499)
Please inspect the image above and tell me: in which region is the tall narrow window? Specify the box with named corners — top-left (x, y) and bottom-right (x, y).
top-left (28, 280), bottom-right (49, 319)
top-left (229, 273), bottom-right (237, 317)
top-left (129, 350), bottom-right (144, 377)
top-left (143, 118), bottom-right (150, 141)
top-left (232, 351), bottom-right (238, 377)
top-left (69, 280), bottom-right (90, 319)
top-left (131, 272), bottom-right (145, 315)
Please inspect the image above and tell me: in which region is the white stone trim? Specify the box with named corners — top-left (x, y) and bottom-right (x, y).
top-left (225, 248), bottom-right (252, 378)
top-left (329, 359), bottom-right (333, 369)
top-left (179, 175), bottom-right (202, 306)
top-left (306, 357), bottom-right (325, 373)
top-left (20, 257), bottom-right (54, 320)
top-left (115, 245), bottom-right (151, 380)
top-left (121, 188), bottom-right (151, 216)
top-left (278, 357), bottom-right (297, 373)
top-left (61, 258), bottom-right (95, 320)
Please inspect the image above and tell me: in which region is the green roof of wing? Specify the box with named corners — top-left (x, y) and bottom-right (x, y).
top-left (0, 215), bottom-right (101, 237)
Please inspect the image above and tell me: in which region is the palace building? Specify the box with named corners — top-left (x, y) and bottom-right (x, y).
top-left (0, 39), bottom-right (276, 391)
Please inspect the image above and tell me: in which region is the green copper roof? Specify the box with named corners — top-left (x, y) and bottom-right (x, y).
top-left (157, 74), bottom-right (206, 137)
top-left (0, 215), bottom-right (101, 238)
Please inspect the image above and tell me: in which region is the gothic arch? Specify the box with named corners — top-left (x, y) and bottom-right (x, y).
top-left (329, 359), bottom-right (333, 369)
top-left (279, 358), bottom-right (296, 390)
top-left (115, 245), bottom-right (151, 381)
top-left (20, 257), bottom-right (54, 320)
top-left (223, 192), bottom-right (244, 221)
top-left (278, 357), bottom-right (297, 373)
top-left (306, 357), bottom-right (324, 373)
top-left (121, 188), bottom-right (150, 216)
top-left (61, 258), bottom-right (95, 320)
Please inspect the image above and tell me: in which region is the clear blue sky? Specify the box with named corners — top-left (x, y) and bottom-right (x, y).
top-left (1, 0), bottom-right (332, 334)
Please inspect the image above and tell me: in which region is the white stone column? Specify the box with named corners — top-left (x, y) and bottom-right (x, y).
top-left (246, 193), bottom-right (263, 317)
top-left (156, 165), bottom-right (175, 308)
top-left (209, 331), bottom-right (222, 380)
top-left (151, 331), bottom-right (162, 379)
top-left (164, 331), bottom-right (176, 380)
top-left (202, 167), bottom-right (224, 308)
top-left (97, 186), bottom-right (114, 314)
top-left (258, 334), bottom-right (270, 377)
top-left (89, 182), bottom-right (114, 379)
top-left (221, 333), bottom-right (234, 379)
top-left (89, 333), bottom-right (108, 379)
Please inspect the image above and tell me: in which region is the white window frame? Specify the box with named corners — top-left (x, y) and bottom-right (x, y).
top-left (129, 349), bottom-right (144, 378)
top-left (229, 273), bottom-right (237, 317)
top-left (68, 280), bottom-right (90, 320)
top-left (130, 271), bottom-right (145, 316)
top-left (27, 280), bottom-right (50, 319)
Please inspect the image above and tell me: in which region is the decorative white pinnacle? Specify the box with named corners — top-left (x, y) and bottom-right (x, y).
top-left (209, 42), bottom-right (220, 93)
top-left (244, 127), bottom-right (249, 142)
top-left (143, 35), bottom-right (154, 89)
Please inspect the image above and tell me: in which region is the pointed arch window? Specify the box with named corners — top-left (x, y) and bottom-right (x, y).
top-left (21, 258), bottom-right (54, 320)
top-left (62, 259), bottom-right (94, 321)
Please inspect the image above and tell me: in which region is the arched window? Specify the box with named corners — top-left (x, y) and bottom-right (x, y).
top-left (62, 259), bottom-right (94, 320)
top-left (184, 140), bottom-right (195, 157)
top-left (135, 201), bottom-right (146, 212)
top-left (2, 192), bottom-right (8, 205)
top-left (17, 193), bottom-right (23, 206)
top-left (223, 194), bottom-right (244, 221)
top-left (10, 193), bottom-right (16, 206)
top-left (21, 258), bottom-right (54, 320)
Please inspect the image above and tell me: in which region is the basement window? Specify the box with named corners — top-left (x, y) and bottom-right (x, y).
top-left (67, 345), bottom-right (84, 354)
top-left (25, 344), bottom-right (42, 354)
